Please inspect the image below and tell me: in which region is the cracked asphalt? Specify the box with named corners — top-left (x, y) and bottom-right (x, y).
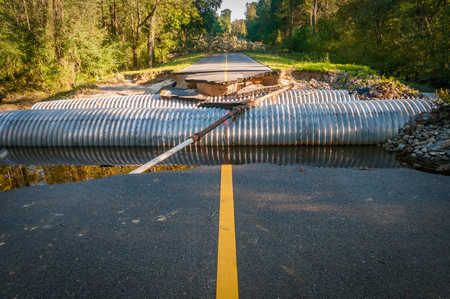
top-left (1, 164), bottom-right (450, 298)
top-left (176, 52), bottom-right (274, 84)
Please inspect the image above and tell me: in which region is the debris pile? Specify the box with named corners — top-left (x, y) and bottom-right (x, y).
top-left (72, 85), bottom-right (100, 99)
top-left (286, 71), bottom-right (427, 100)
top-left (328, 73), bottom-right (426, 99)
top-left (187, 35), bottom-right (266, 53)
top-left (306, 78), bottom-right (332, 90)
top-left (381, 105), bottom-right (450, 172)
top-left (110, 73), bottom-right (126, 83)
top-left (348, 81), bottom-right (426, 100)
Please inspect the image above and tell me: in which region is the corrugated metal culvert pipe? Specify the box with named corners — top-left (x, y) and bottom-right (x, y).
top-left (207, 89), bottom-right (358, 104)
top-left (0, 99), bottom-right (432, 147)
top-left (31, 90), bottom-right (358, 110)
top-left (1, 145), bottom-right (399, 169)
top-left (31, 94), bottom-right (198, 109)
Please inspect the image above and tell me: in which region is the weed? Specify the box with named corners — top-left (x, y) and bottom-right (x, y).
top-left (436, 89), bottom-right (450, 105)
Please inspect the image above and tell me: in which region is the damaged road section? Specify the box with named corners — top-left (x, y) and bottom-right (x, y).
top-left (175, 52), bottom-right (278, 96)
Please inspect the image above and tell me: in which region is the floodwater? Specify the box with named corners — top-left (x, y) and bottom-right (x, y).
top-left (0, 145), bottom-right (444, 192)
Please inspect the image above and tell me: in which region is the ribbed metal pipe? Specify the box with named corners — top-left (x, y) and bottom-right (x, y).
top-left (31, 90), bottom-right (357, 110)
top-left (31, 94), bottom-right (198, 109)
top-left (208, 89), bottom-right (358, 104)
top-left (1, 145), bottom-right (399, 169)
top-left (0, 99), bottom-right (432, 147)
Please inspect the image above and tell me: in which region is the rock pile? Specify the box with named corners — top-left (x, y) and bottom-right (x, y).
top-left (327, 72), bottom-right (425, 100)
top-left (287, 70), bottom-right (427, 100)
top-left (348, 81), bottom-right (427, 100)
top-left (307, 78), bottom-right (332, 90)
top-left (381, 105), bottom-right (450, 172)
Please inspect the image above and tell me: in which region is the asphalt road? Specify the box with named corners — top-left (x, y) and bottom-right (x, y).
top-left (1, 164), bottom-right (450, 298)
top-left (176, 53), bottom-right (275, 84)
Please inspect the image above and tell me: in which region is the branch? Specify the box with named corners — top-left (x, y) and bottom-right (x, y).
top-left (138, 0), bottom-right (158, 29)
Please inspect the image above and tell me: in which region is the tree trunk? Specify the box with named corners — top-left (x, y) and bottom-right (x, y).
top-left (113, 0), bottom-right (117, 35)
top-left (290, 0), bottom-right (294, 37)
top-left (161, 38), bottom-right (165, 63)
top-left (101, 0), bottom-right (106, 30)
top-left (22, 0), bottom-right (31, 31)
top-left (289, 0), bottom-right (294, 52)
top-left (312, 0), bottom-right (317, 34)
top-left (11, 1), bottom-right (20, 24)
top-left (42, 0), bottom-right (47, 30)
top-left (109, 1), bottom-right (117, 35)
top-left (6, 170), bottom-right (12, 190)
top-left (417, 1), bottom-right (432, 34)
top-left (181, 29), bottom-right (186, 48)
top-left (52, 0), bottom-right (59, 59)
top-left (136, 0), bottom-right (141, 42)
top-left (131, 0), bottom-right (158, 69)
top-left (376, 20), bottom-right (383, 44)
top-left (147, 1), bottom-right (158, 68)
top-left (133, 0), bottom-right (142, 69)
top-left (148, 31), bottom-right (155, 67)
top-left (132, 47), bottom-right (138, 69)
top-left (52, 0), bottom-right (63, 60)
top-left (21, 166), bottom-right (30, 187)
top-left (309, 4), bottom-right (313, 27)
top-left (12, 166), bottom-right (19, 189)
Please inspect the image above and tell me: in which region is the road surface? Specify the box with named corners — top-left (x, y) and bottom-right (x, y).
top-left (1, 164), bottom-right (450, 298)
top-left (176, 52), bottom-right (275, 85)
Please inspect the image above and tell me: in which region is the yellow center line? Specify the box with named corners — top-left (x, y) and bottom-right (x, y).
top-left (224, 52), bottom-right (228, 82)
top-left (217, 165), bottom-right (238, 299)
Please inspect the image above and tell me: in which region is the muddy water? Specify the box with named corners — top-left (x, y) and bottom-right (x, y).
top-left (0, 145), bottom-right (439, 192)
top-left (0, 164), bottom-right (197, 192)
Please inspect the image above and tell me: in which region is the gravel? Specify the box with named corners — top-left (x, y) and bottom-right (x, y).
top-left (381, 105), bottom-right (450, 173)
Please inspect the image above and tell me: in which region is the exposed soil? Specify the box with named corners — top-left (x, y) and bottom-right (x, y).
top-left (0, 91), bottom-right (48, 111)
top-left (74, 80), bottom-right (175, 99)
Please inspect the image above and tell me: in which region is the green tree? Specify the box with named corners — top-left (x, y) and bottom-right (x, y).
top-left (231, 19), bottom-right (246, 37)
top-left (219, 8), bottom-right (231, 34)
top-left (0, 0), bottom-right (119, 92)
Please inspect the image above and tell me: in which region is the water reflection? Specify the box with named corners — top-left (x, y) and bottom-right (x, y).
top-left (0, 145), bottom-right (398, 192)
top-left (0, 164), bottom-right (197, 192)
top-left (2, 145), bottom-right (397, 167)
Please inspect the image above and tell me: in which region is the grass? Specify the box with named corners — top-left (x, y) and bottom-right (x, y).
top-left (245, 52), bottom-right (376, 74)
top-left (246, 52), bottom-right (437, 93)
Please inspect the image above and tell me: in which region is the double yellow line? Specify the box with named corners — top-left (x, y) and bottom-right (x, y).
top-left (217, 165), bottom-right (238, 299)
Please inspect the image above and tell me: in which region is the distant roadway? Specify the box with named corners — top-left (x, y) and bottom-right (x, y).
top-left (176, 52), bottom-right (275, 84)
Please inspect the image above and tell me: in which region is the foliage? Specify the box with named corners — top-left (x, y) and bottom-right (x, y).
top-left (244, 0), bottom-right (450, 89)
top-left (180, 35), bottom-right (265, 55)
top-left (0, 0), bottom-right (121, 93)
top-left (0, 0), bottom-right (223, 95)
top-left (436, 89), bottom-right (450, 105)
top-left (220, 9), bottom-right (232, 35)
top-left (231, 20), bottom-right (246, 38)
